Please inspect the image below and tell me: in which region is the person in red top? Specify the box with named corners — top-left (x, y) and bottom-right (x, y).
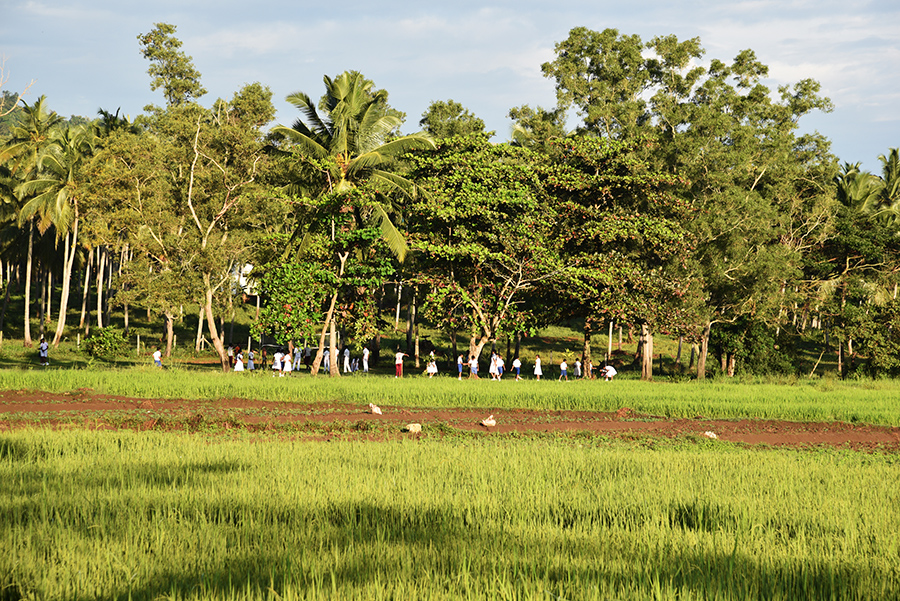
top-left (394, 349), bottom-right (408, 378)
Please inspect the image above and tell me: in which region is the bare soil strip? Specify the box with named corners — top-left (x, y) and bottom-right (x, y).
top-left (1, 389), bottom-right (898, 451)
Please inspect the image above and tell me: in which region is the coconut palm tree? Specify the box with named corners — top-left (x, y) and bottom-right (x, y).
top-left (870, 149), bottom-right (900, 226)
top-left (834, 162), bottom-right (883, 214)
top-left (0, 95), bottom-right (63, 346)
top-left (270, 71), bottom-right (435, 375)
top-left (16, 124), bottom-right (95, 346)
top-left (271, 71), bottom-right (435, 260)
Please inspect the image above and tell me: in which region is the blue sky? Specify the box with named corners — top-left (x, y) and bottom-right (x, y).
top-left (2, 0), bottom-right (898, 169)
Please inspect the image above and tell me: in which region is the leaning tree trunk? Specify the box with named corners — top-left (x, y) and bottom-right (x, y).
top-left (52, 219), bottom-right (79, 347)
top-left (23, 222), bottom-right (34, 347)
top-left (310, 291), bottom-right (338, 375)
top-left (95, 246), bottom-right (106, 329)
top-left (202, 273), bottom-right (230, 372)
top-left (79, 248), bottom-right (91, 334)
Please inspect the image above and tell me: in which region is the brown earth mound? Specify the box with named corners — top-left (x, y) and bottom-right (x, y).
top-left (1, 389), bottom-right (898, 452)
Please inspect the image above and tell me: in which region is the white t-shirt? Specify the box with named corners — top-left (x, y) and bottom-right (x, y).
top-left (560, 361), bottom-right (568, 371)
top-left (153, 350), bottom-right (162, 362)
top-left (395, 352), bottom-right (405, 365)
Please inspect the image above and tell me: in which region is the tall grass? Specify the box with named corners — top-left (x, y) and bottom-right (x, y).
top-left (1, 430), bottom-right (898, 600)
top-left (3, 368), bottom-right (900, 426)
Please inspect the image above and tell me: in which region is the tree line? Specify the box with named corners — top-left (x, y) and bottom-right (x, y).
top-left (1, 23), bottom-right (898, 379)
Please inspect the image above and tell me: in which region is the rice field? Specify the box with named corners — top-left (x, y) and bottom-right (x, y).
top-left (1, 429), bottom-right (899, 600)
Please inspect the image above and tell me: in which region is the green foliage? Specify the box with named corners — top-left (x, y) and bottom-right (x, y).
top-left (418, 99), bottom-right (487, 139)
top-left (137, 23), bottom-right (206, 107)
top-left (83, 327), bottom-right (127, 360)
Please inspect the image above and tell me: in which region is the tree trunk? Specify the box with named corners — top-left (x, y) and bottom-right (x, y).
top-left (0, 278), bottom-right (11, 333)
top-left (726, 353), bottom-right (736, 377)
top-left (394, 280), bottom-right (402, 330)
top-left (675, 336), bottom-right (683, 368)
top-left (406, 289), bottom-right (416, 354)
top-left (414, 323), bottom-right (420, 368)
top-left (697, 322), bottom-right (711, 380)
top-left (23, 222), bottom-right (33, 347)
top-left (514, 330), bottom-right (521, 359)
top-left (202, 273), bottom-right (229, 372)
top-left (329, 318), bottom-right (340, 377)
top-left (582, 321), bottom-right (592, 371)
top-left (450, 329), bottom-right (458, 363)
top-left (52, 221), bottom-right (79, 347)
top-left (161, 312), bottom-right (174, 358)
top-left (310, 292), bottom-right (338, 375)
top-left (96, 246), bottom-right (106, 329)
top-left (640, 323), bottom-right (653, 381)
top-left (195, 307), bottom-right (204, 352)
top-left (79, 249), bottom-right (91, 333)
top-left (38, 269), bottom-right (46, 339)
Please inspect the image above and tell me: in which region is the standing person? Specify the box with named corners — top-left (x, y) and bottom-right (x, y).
top-left (343, 347), bottom-right (351, 373)
top-left (489, 352), bottom-right (499, 381)
top-left (259, 348), bottom-right (268, 371)
top-left (559, 359), bottom-right (569, 381)
top-left (152, 346), bottom-right (162, 368)
top-left (39, 337), bottom-right (49, 366)
top-left (574, 359), bottom-right (582, 379)
top-left (293, 346), bottom-right (303, 371)
top-left (394, 348), bottom-right (408, 378)
top-left (457, 354), bottom-right (465, 380)
top-left (512, 356), bottom-right (522, 381)
top-left (533, 354), bottom-right (543, 380)
top-left (247, 349), bottom-right (255, 371)
top-left (227, 346), bottom-right (234, 369)
top-left (469, 355), bottom-right (479, 379)
top-left (304, 345), bottom-right (312, 369)
top-left (496, 355), bottom-right (505, 380)
top-left (234, 350), bottom-right (245, 372)
top-left (426, 357), bottom-right (438, 378)
top-left (362, 346), bottom-right (370, 373)
top-left (281, 353), bottom-right (293, 377)
top-left (272, 349), bottom-right (283, 377)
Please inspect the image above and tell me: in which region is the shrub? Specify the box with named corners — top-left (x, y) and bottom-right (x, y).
top-left (83, 328), bottom-right (127, 361)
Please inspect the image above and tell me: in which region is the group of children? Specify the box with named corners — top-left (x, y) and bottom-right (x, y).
top-left (455, 351), bottom-right (618, 381)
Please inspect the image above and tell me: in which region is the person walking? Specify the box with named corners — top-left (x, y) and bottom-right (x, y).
top-left (343, 347), bottom-right (351, 373)
top-left (533, 354), bottom-right (543, 380)
top-left (559, 359), bottom-right (569, 381)
top-left (39, 337), bottom-right (49, 366)
top-left (247, 349), bottom-right (255, 371)
top-left (512, 356), bottom-right (522, 381)
top-left (363, 346), bottom-right (370, 373)
top-left (457, 354), bottom-right (465, 380)
top-left (152, 346), bottom-right (162, 368)
top-left (574, 359), bottom-right (582, 379)
top-left (234, 350), bottom-right (245, 372)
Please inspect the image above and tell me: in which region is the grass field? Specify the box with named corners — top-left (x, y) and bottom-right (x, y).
top-left (2, 304), bottom-right (897, 600)
top-left (2, 430), bottom-right (899, 600)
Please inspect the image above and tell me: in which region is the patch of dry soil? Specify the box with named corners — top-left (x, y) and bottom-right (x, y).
top-left (1, 389), bottom-right (898, 451)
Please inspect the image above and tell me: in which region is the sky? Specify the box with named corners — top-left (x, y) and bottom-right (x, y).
top-left (1, 0), bottom-right (898, 169)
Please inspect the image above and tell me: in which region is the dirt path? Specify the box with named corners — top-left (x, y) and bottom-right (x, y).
top-left (1, 389), bottom-right (898, 451)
